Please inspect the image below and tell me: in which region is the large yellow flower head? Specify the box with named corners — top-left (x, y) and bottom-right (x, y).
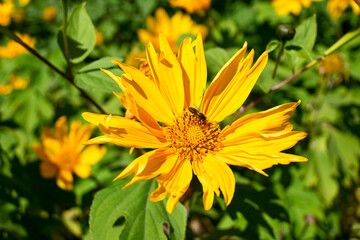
top-left (0, 33), bottom-right (35, 58)
top-left (327, 0), bottom-right (360, 19)
top-left (33, 116), bottom-right (106, 190)
top-left (83, 34), bottom-right (307, 213)
top-left (137, 8), bottom-right (208, 52)
top-left (272, 0), bottom-right (316, 16)
top-left (169, 0), bottom-right (211, 14)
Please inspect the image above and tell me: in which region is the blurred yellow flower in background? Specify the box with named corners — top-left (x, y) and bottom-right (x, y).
top-left (0, 74), bottom-right (29, 96)
top-left (318, 54), bottom-right (349, 86)
top-left (0, 0), bottom-right (30, 26)
top-left (137, 8), bottom-right (207, 52)
top-left (0, 33), bottom-right (35, 58)
top-left (83, 34), bottom-right (307, 213)
top-left (0, 1), bottom-right (14, 26)
top-left (33, 116), bottom-right (106, 191)
top-left (95, 29), bottom-right (104, 47)
top-left (169, 0), bottom-right (211, 13)
top-left (327, 0), bottom-right (360, 19)
top-left (43, 5), bottom-right (57, 21)
top-left (272, 0), bottom-right (318, 16)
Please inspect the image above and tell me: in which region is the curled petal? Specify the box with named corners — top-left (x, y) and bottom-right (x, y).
top-left (193, 156), bottom-right (235, 210)
top-left (149, 159), bottom-right (193, 213)
top-left (82, 112), bottom-right (168, 149)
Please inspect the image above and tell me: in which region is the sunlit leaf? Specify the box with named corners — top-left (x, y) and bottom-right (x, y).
top-left (89, 179), bottom-right (187, 240)
top-left (58, 2), bottom-right (96, 64)
top-left (75, 57), bottom-right (123, 92)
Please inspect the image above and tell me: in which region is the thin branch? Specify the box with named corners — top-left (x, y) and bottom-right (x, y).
top-left (0, 27), bottom-right (106, 114)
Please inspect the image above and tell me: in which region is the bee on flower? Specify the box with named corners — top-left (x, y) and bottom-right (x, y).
top-left (33, 116), bottom-right (106, 191)
top-left (83, 34), bottom-right (307, 213)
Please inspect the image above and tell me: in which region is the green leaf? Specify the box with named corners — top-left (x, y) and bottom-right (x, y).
top-left (205, 48), bottom-right (229, 77)
top-left (75, 57), bottom-right (123, 92)
top-left (58, 2), bottom-right (96, 64)
top-left (266, 40), bottom-right (280, 53)
top-left (329, 129), bottom-right (360, 186)
top-left (285, 45), bottom-right (312, 60)
top-left (89, 179), bottom-right (187, 240)
top-left (287, 14), bottom-right (317, 53)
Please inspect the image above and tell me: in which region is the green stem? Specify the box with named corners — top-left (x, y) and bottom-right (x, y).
top-left (61, 0), bottom-right (73, 80)
top-left (230, 27), bottom-right (360, 124)
top-left (272, 40), bottom-right (284, 79)
top-left (0, 27), bottom-right (106, 114)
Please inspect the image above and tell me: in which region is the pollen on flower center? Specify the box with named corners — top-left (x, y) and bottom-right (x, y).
top-left (166, 110), bottom-right (222, 161)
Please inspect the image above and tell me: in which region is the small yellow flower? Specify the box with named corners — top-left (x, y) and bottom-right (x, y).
top-left (83, 34), bottom-right (307, 213)
top-left (0, 74), bottom-right (29, 95)
top-left (318, 54), bottom-right (348, 86)
top-left (43, 6), bottom-right (57, 21)
top-left (0, 84), bottom-right (13, 95)
top-left (327, 0), bottom-right (360, 19)
top-left (0, 1), bottom-right (14, 26)
top-left (169, 0), bottom-right (211, 13)
top-left (95, 29), bottom-right (104, 47)
top-left (272, 0), bottom-right (318, 16)
top-left (33, 116), bottom-right (106, 191)
top-left (19, 0), bottom-right (30, 7)
top-left (137, 8), bottom-right (208, 52)
top-left (0, 33), bottom-right (35, 58)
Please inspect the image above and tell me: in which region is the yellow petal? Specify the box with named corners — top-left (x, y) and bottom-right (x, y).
top-left (202, 47), bottom-right (268, 123)
top-left (114, 148), bottom-right (177, 181)
top-left (222, 100), bottom-right (301, 139)
top-left (56, 169), bottom-right (73, 190)
top-left (178, 34), bottom-right (207, 108)
top-left (82, 112), bottom-right (169, 149)
top-left (55, 116), bottom-right (68, 141)
top-left (149, 159), bottom-right (193, 213)
top-left (193, 156), bottom-right (235, 210)
top-left (78, 145), bottom-right (106, 165)
top-left (145, 35), bottom-right (185, 116)
top-left (218, 147), bottom-right (308, 174)
top-left (40, 162), bottom-right (57, 178)
top-left (114, 148), bottom-right (178, 188)
top-left (73, 164), bottom-right (91, 178)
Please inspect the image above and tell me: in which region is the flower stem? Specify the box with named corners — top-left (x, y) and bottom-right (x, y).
top-left (272, 40), bottom-right (284, 79)
top-left (230, 27), bottom-right (360, 124)
top-left (61, 0), bottom-right (74, 80)
top-left (0, 27), bottom-right (106, 114)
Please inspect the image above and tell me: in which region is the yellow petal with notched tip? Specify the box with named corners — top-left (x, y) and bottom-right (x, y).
top-left (193, 155), bottom-right (235, 210)
top-left (82, 112), bottom-right (169, 149)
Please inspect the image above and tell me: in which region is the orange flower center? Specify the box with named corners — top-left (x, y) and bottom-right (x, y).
top-left (166, 109), bottom-right (222, 161)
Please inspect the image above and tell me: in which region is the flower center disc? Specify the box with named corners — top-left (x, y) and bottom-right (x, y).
top-left (166, 110), bottom-right (222, 161)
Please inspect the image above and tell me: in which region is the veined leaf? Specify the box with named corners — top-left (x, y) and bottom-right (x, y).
top-left (75, 57), bottom-right (123, 92)
top-left (58, 2), bottom-right (96, 64)
top-left (89, 178), bottom-right (187, 240)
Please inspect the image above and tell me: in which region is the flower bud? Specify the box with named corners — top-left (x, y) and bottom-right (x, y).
top-left (276, 23), bottom-right (296, 41)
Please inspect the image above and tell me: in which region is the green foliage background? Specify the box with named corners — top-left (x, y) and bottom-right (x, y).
top-left (1, 0), bottom-right (360, 239)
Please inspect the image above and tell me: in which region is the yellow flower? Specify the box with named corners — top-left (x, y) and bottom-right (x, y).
top-left (272, 0), bottom-right (318, 16)
top-left (137, 8), bottom-right (208, 52)
top-left (43, 6), bottom-right (57, 21)
top-left (327, 0), bottom-right (360, 19)
top-left (33, 116), bottom-right (106, 191)
top-left (169, 0), bottom-right (211, 13)
top-left (0, 74), bottom-right (29, 95)
top-left (0, 1), bottom-right (14, 26)
top-left (19, 0), bottom-right (30, 7)
top-left (0, 33), bottom-right (35, 58)
top-left (0, 84), bottom-right (13, 95)
top-left (83, 34), bottom-right (307, 213)
top-left (95, 29), bottom-right (104, 47)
